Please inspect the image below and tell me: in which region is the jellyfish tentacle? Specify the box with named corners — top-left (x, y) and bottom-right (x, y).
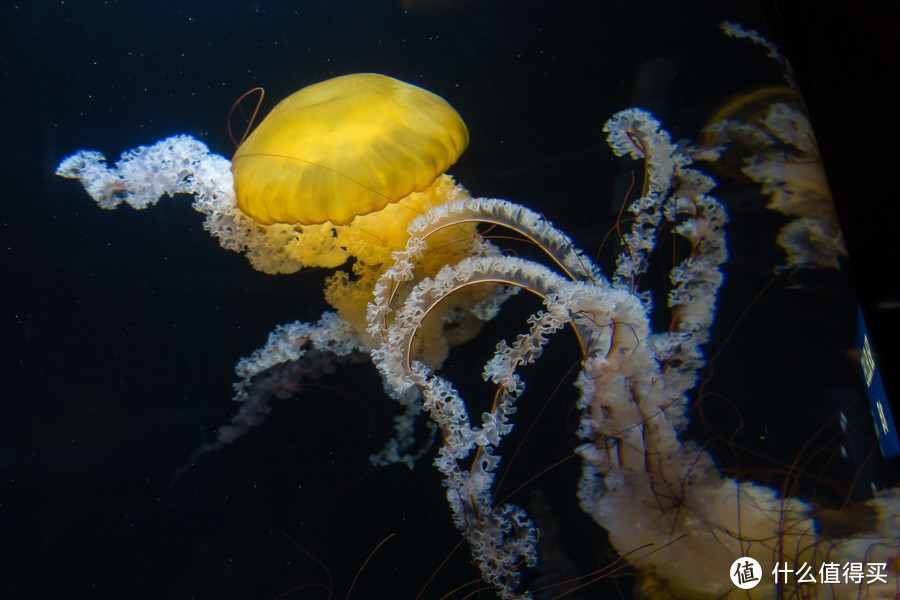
top-left (367, 197), bottom-right (603, 345)
top-left (366, 108), bottom-right (737, 598)
top-left (604, 109), bottom-right (683, 309)
top-left (371, 218), bottom-right (651, 598)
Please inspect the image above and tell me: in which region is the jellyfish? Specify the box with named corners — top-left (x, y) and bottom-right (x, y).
top-left (705, 22), bottom-right (846, 274)
top-left (57, 64), bottom-right (899, 599)
top-left (700, 91), bottom-right (847, 273)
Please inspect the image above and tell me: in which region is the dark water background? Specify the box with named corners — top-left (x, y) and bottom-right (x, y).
top-left (2, 1), bottom-right (898, 599)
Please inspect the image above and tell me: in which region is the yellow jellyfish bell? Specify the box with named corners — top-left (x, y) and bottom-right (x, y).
top-left (231, 73), bottom-right (469, 226)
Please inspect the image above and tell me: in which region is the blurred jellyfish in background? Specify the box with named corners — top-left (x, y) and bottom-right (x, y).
top-left (699, 23), bottom-right (847, 275)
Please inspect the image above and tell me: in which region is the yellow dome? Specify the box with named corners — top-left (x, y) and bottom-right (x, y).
top-left (231, 73), bottom-right (469, 226)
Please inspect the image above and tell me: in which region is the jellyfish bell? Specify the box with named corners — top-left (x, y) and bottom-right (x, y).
top-left (231, 72), bottom-right (469, 226)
